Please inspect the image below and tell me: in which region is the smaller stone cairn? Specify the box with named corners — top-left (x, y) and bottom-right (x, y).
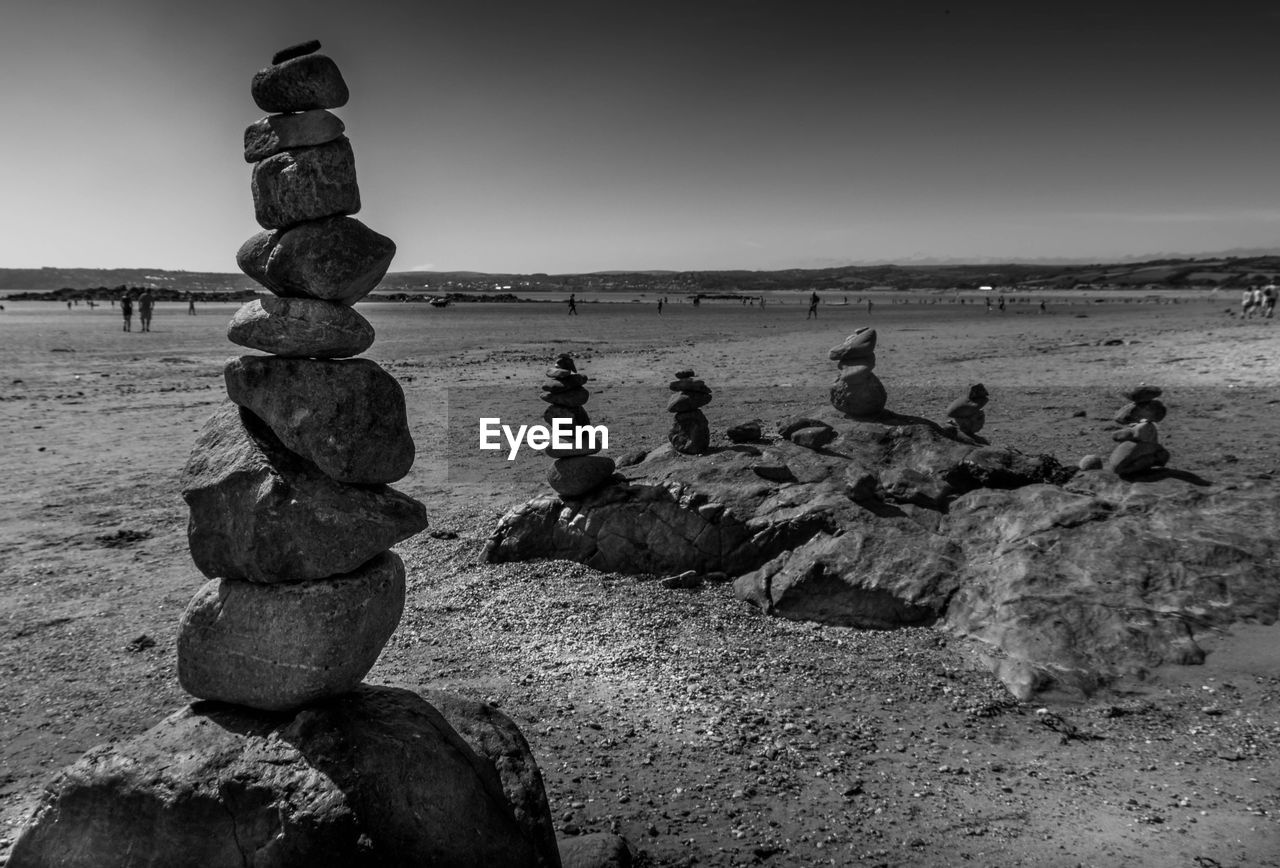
top-left (542, 353), bottom-right (615, 497)
top-left (946, 383), bottom-right (989, 440)
top-left (668, 368), bottom-right (712, 454)
top-left (829, 328), bottom-right (887, 417)
top-left (1107, 386), bottom-right (1170, 475)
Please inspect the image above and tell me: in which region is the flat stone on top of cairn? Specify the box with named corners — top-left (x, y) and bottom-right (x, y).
top-left (668, 369), bottom-right (712, 455)
top-left (542, 354), bottom-right (615, 496)
top-left (829, 327), bottom-right (887, 417)
top-left (251, 48), bottom-right (349, 113)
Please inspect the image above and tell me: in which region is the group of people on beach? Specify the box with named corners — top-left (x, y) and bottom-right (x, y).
top-left (120, 290), bottom-right (154, 332)
top-left (1242, 286), bottom-right (1276, 319)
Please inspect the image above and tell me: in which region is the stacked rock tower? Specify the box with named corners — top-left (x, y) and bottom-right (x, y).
top-left (542, 353), bottom-right (616, 497)
top-left (178, 41), bottom-right (428, 710)
top-left (829, 327), bottom-right (887, 417)
top-left (668, 368), bottom-right (712, 454)
top-left (1107, 385), bottom-right (1170, 475)
top-left (946, 383), bottom-right (990, 440)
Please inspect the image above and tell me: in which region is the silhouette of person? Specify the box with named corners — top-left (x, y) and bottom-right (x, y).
top-left (568, 293), bottom-right (578, 315)
top-left (121, 294), bottom-right (133, 332)
top-left (138, 290), bottom-right (154, 332)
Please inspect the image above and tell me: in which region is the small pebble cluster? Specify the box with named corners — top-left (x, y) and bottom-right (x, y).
top-left (946, 384), bottom-right (990, 440)
top-left (828, 328), bottom-right (887, 417)
top-left (668, 369), bottom-right (712, 454)
top-left (542, 353), bottom-right (616, 496)
top-left (175, 42), bottom-right (427, 711)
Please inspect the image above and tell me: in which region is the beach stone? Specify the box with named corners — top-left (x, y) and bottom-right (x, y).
top-left (1079, 454), bottom-right (1105, 471)
top-left (829, 328), bottom-right (877, 365)
top-left (540, 386), bottom-right (589, 408)
top-left (779, 417), bottom-right (832, 440)
top-left (543, 406), bottom-right (604, 458)
top-left (1123, 385), bottom-right (1163, 403)
top-left (830, 371), bottom-right (887, 417)
top-left (558, 832), bottom-right (638, 868)
top-left (543, 404), bottom-right (590, 427)
top-left (669, 378), bottom-right (709, 393)
top-left (670, 410), bottom-right (711, 455)
top-left (790, 426), bottom-right (837, 450)
top-left (272, 39), bottom-right (321, 65)
top-left (244, 109), bottom-right (346, 162)
top-left (1114, 400), bottom-right (1167, 424)
top-left (555, 354), bottom-right (577, 372)
top-left (177, 552), bottom-right (406, 710)
top-left (674, 368), bottom-right (695, 378)
top-left (181, 402), bottom-right (427, 583)
top-left (547, 455), bottom-right (616, 497)
top-left (224, 355), bottom-right (414, 484)
top-left (251, 136), bottom-right (360, 229)
top-left (1107, 441), bottom-right (1164, 475)
top-left (243, 217), bottom-right (397, 306)
top-left (251, 53), bottom-right (349, 113)
top-left (1112, 420), bottom-right (1160, 444)
top-left (544, 369), bottom-right (588, 387)
top-left (227, 296), bottom-right (374, 358)
top-left (727, 420), bottom-right (763, 443)
top-left (667, 390), bottom-right (712, 413)
top-left (8, 685), bottom-right (550, 868)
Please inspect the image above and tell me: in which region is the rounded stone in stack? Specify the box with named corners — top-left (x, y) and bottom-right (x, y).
top-left (547, 455), bottom-right (616, 498)
top-left (1123, 385), bottom-right (1162, 404)
top-left (946, 383), bottom-right (989, 436)
top-left (251, 50), bottom-right (349, 113)
top-left (667, 370), bottom-right (712, 455)
top-left (540, 385), bottom-right (589, 408)
top-left (177, 551), bottom-right (406, 711)
top-left (228, 296), bottom-right (375, 358)
top-left (1107, 441), bottom-right (1169, 475)
top-left (251, 136), bottom-right (360, 229)
top-left (244, 109), bottom-right (346, 163)
top-left (237, 216), bottom-right (397, 306)
top-left (1114, 400), bottom-right (1167, 424)
top-left (828, 327), bottom-right (877, 366)
top-left (544, 404), bottom-right (600, 458)
top-left (224, 355), bottom-right (414, 484)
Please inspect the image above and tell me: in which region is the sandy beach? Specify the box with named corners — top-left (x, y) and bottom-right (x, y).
top-left (2, 294), bottom-right (1278, 866)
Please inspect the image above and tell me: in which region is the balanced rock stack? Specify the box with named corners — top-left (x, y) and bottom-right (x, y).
top-left (178, 40), bottom-right (428, 710)
top-left (946, 383), bottom-right (990, 440)
top-left (543, 353), bottom-right (616, 497)
top-left (1107, 385), bottom-right (1171, 475)
top-left (668, 368), bottom-right (712, 454)
top-left (829, 327), bottom-right (887, 417)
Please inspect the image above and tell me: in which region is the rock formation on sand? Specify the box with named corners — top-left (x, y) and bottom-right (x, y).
top-left (668, 368), bottom-right (712, 454)
top-left (486, 402), bottom-right (1280, 701)
top-left (543, 354), bottom-right (616, 498)
top-left (945, 383), bottom-right (989, 441)
top-left (828, 327), bottom-right (887, 417)
top-left (10, 42), bottom-right (560, 868)
top-left (1106, 386), bottom-right (1170, 476)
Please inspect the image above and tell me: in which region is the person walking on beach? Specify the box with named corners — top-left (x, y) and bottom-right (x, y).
top-left (997, 295), bottom-right (1006, 314)
top-left (1263, 285), bottom-right (1276, 318)
top-left (120, 294), bottom-right (133, 332)
top-left (657, 298), bottom-right (663, 315)
top-left (187, 294), bottom-right (197, 315)
top-left (567, 293), bottom-right (578, 315)
top-left (807, 291), bottom-right (819, 320)
top-left (138, 290), bottom-right (154, 333)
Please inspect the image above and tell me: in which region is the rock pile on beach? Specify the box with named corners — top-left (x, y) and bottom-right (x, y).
top-left (1105, 385), bottom-right (1170, 476)
top-left (542, 353), bottom-right (615, 497)
top-left (946, 383), bottom-right (990, 440)
top-left (828, 327), bottom-right (887, 417)
top-left (668, 368), bottom-right (712, 454)
top-left (9, 42), bottom-right (561, 868)
top-left (1113, 384), bottom-right (1167, 424)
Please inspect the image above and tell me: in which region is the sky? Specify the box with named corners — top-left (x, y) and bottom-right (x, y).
top-left (2, 1), bottom-right (1279, 273)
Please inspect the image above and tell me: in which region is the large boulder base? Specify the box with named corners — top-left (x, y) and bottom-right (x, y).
top-left (8, 686), bottom-right (556, 868)
top-left (177, 552), bottom-right (406, 711)
top-left (251, 136), bottom-right (360, 230)
top-left (181, 402), bottom-right (427, 583)
top-left (487, 411), bottom-right (1280, 697)
top-left (237, 217), bottom-right (397, 306)
top-left (228, 296), bottom-right (375, 358)
top-left (224, 355), bottom-right (414, 484)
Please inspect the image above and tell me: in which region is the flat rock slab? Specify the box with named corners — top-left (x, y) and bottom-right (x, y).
top-left (178, 552), bottom-right (406, 711)
top-left (244, 109), bottom-right (346, 162)
top-left (224, 355), bottom-right (414, 484)
top-left (238, 216), bottom-right (397, 306)
top-left (181, 402), bottom-right (427, 583)
top-left (251, 136), bottom-right (360, 230)
top-left (251, 53), bottom-right (349, 113)
top-left (8, 686), bottom-right (552, 868)
top-left (228, 296), bottom-right (375, 358)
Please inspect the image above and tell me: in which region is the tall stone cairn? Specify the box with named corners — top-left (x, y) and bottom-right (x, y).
top-left (668, 368), bottom-right (712, 454)
top-left (1107, 385), bottom-right (1170, 475)
top-left (829, 327), bottom-right (887, 417)
top-left (542, 353), bottom-right (615, 497)
top-left (178, 40), bottom-right (428, 711)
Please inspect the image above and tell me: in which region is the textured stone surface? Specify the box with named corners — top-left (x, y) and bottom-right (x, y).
top-left (239, 217), bottom-right (396, 306)
top-left (227, 297), bottom-right (375, 358)
top-left (541, 387), bottom-right (590, 408)
top-left (244, 109), bottom-right (346, 162)
top-left (181, 402), bottom-right (427, 583)
top-left (251, 53), bottom-right (349, 113)
top-left (667, 390), bottom-right (712, 412)
top-left (1115, 400), bottom-right (1167, 423)
top-left (547, 455), bottom-right (616, 498)
top-left (177, 552), bottom-right (406, 710)
top-left (559, 833), bottom-right (638, 868)
top-left (251, 137), bottom-right (359, 229)
top-left (224, 356), bottom-right (414, 484)
top-left (790, 425), bottom-right (837, 450)
top-left (8, 686), bottom-right (548, 868)
top-left (828, 327), bottom-right (877, 364)
top-left (669, 410), bottom-right (710, 455)
top-left (272, 39), bottom-right (321, 65)
top-left (726, 420), bottom-right (763, 443)
top-left (1107, 440), bottom-right (1168, 475)
top-left (829, 369), bottom-right (887, 417)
